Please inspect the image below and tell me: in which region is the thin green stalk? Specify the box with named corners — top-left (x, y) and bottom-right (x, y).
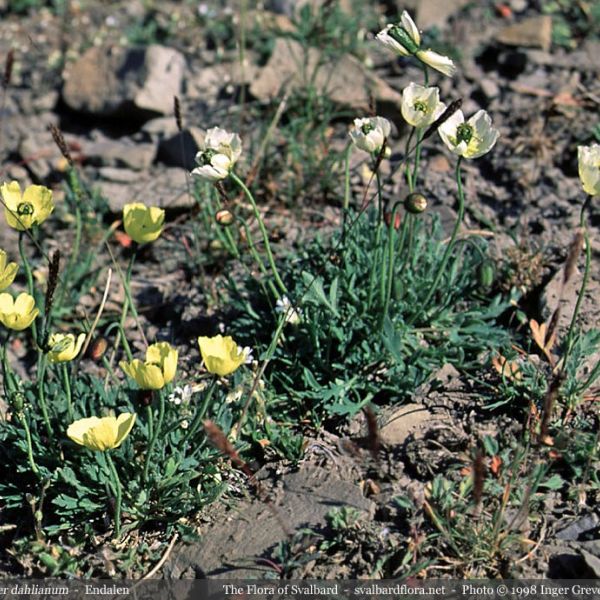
top-left (20, 414), bottom-right (40, 476)
top-left (342, 144), bottom-right (352, 244)
top-left (36, 355), bottom-right (53, 442)
top-left (241, 221), bottom-right (278, 300)
top-left (116, 251), bottom-right (137, 357)
top-left (411, 129), bottom-right (424, 188)
top-left (230, 172), bottom-right (288, 296)
top-left (188, 378), bottom-right (217, 437)
top-left (105, 452), bottom-right (123, 538)
top-left (381, 202), bottom-right (402, 331)
top-left (410, 157), bottom-right (465, 324)
top-left (143, 391), bottom-right (164, 483)
top-left (146, 404), bottom-right (154, 441)
top-left (376, 170), bottom-right (388, 311)
top-left (404, 128), bottom-right (415, 192)
top-left (18, 232), bottom-right (38, 343)
top-left (62, 363), bottom-right (73, 420)
top-left (367, 223), bottom-right (383, 312)
top-left (563, 197), bottom-right (592, 366)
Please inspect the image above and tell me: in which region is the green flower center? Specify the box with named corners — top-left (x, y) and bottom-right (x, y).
top-left (361, 123), bottom-right (374, 135)
top-left (17, 202), bottom-right (34, 216)
top-left (199, 148), bottom-right (217, 165)
top-left (413, 100), bottom-right (428, 113)
top-left (456, 123), bottom-right (473, 144)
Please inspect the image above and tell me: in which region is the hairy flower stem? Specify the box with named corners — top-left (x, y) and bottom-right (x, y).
top-left (562, 196), bottom-right (592, 368)
top-left (1, 344), bottom-right (40, 475)
top-left (18, 232), bottom-right (38, 343)
top-left (189, 378), bottom-right (217, 438)
top-left (380, 202), bottom-right (402, 332)
top-left (116, 251), bottom-right (138, 358)
top-left (411, 157), bottom-right (465, 324)
top-left (143, 391), bottom-right (164, 484)
top-left (342, 144), bottom-right (352, 244)
top-left (66, 169), bottom-right (83, 283)
top-left (105, 453), bottom-right (123, 538)
top-left (36, 355), bottom-right (53, 443)
top-left (62, 363), bottom-right (73, 420)
top-left (230, 172), bottom-right (288, 296)
top-left (20, 414), bottom-right (40, 476)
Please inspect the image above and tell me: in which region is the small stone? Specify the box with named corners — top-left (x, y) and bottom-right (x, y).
top-left (480, 77), bottom-right (500, 100)
top-left (32, 91), bottom-right (59, 112)
top-left (496, 16), bottom-right (553, 51)
top-left (380, 404), bottom-right (434, 447)
top-left (416, 0), bottom-right (471, 30)
top-left (509, 0), bottom-right (528, 12)
top-left (428, 154), bottom-right (452, 173)
top-left (98, 167), bottom-right (141, 183)
top-left (142, 117), bottom-right (180, 138)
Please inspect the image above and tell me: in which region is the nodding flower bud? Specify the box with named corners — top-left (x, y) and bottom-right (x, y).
top-left (215, 209), bottom-right (234, 226)
top-left (478, 261), bottom-right (495, 289)
top-left (138, 389), bottom-right (154, 407)
top-left (87, 337), bottom-right (107, 361)
top-left (404, 192), bottom-right (428, 214)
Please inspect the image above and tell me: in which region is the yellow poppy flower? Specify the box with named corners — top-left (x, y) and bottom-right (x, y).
top-left (123, 203), bottom-right (165, 244)
top-left (198, 334), bottom-right (245, 377)
top-left (1, 181), bottom-right (54, 231)
top-left (47, 332), bottom-right (86, 363)
top-left (578, 144), bottom-right (600, 196)
top-left (0, 292), bottom-right (39, 330)
top-left (67, 413), bottom-right (136, 451)
top-left (0, 250), bottom-right (18, 291)
top-left (120, 341), bottom-right (178, 390)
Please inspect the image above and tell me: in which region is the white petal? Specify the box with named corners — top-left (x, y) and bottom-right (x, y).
top-left (400, 11), bottom-right (421, 46)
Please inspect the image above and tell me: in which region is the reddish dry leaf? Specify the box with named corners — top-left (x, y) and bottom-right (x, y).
top-left (490, 455), bottom-right (502, 476)
top-left (113, 230), bottom-right (132, 248)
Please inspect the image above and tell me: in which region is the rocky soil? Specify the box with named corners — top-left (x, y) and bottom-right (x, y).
top-left (1, 0), bottom-right (599, 579)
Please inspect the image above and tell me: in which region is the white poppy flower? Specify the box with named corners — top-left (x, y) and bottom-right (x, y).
top-left (578, 144), bottom-right (600, 196)
top-left (349, 116), bottom-right (391, 154)
top-left (401, 83), bottom-right (446, 129)
top-left (275, 295), bottom-right (302, 325)
top-left (377, 11), bottom-right (456, 77)
top-left (438, 109), bottom-right (499, 159)
top-left (192, 127), bottom-right (242, 182)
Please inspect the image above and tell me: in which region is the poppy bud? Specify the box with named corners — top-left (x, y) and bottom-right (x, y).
top-left (11, 391), bottom-right (25, 412)
top-left (88, 337), bottom-right (108, 361)
top-left (404, 192), bottom-right (428, 214)
top-left (215, 209), bottom-right (234, 226)
top-left (478, 261), bottom-right (495, 288)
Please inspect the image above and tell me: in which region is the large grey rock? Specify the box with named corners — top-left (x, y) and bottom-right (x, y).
top-left (62, 44), bottom-right (185, 118)
top-left (97, 166), bottom-right (194, 212)
top-left (82, 137), bottom-right (156, 170)
top-left (250, 38), bottom-right (402, 113)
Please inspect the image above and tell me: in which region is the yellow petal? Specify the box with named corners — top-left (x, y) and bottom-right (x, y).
top-left (136, 363), bottom-right (165, 389)
top-left (83, 418), bottom-right (118, 451)
top-left (67, 416), bottom-right (102, 446)
top-left (114, 413), bottom-right (136, 448)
